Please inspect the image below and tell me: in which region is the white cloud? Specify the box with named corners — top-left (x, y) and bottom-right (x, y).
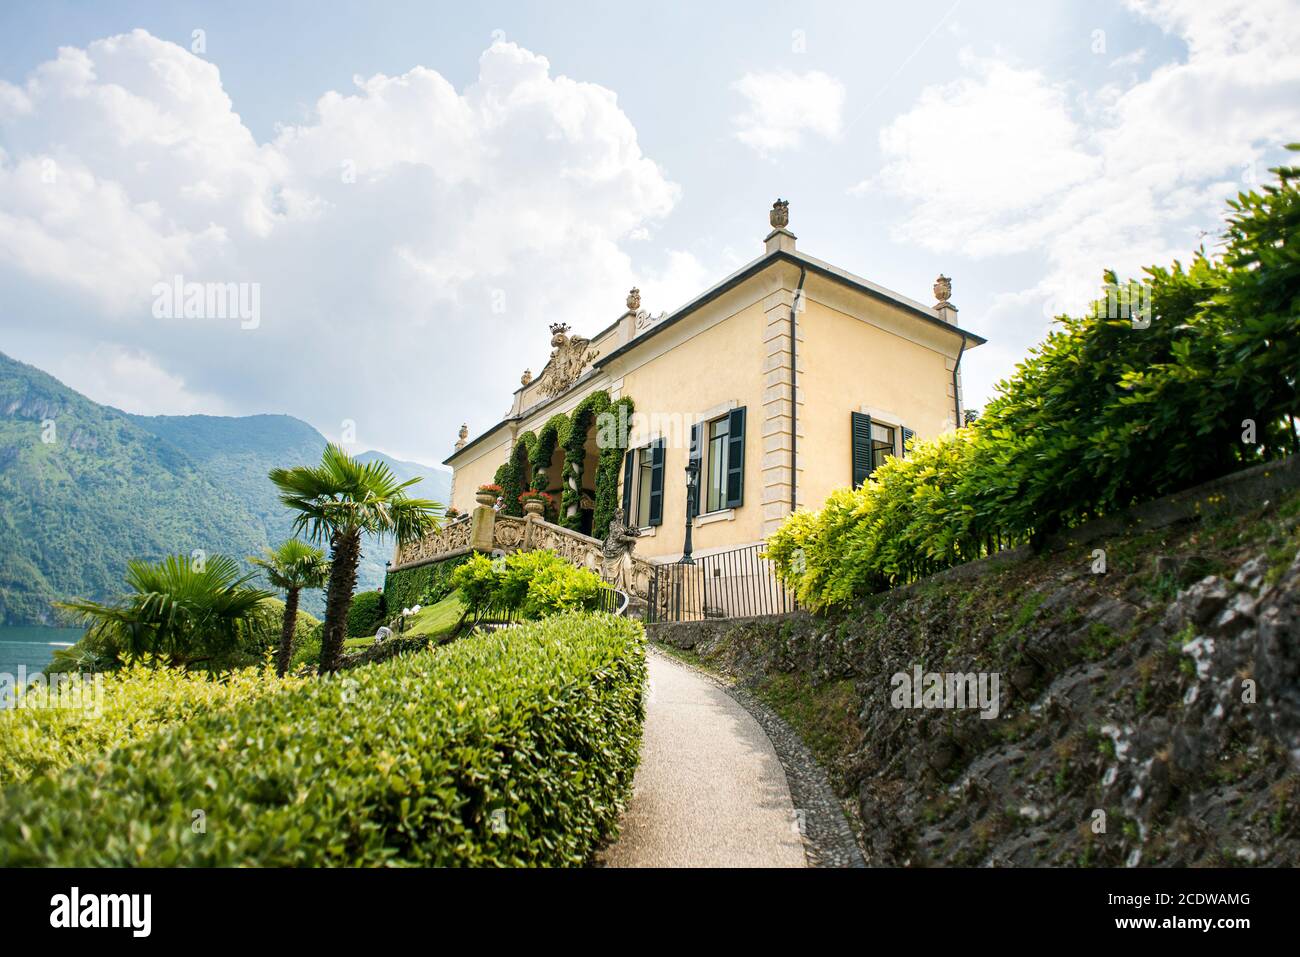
top-left (731, 69), bottom-right (845, 156)
top-left (0, 30), bottom-right (693, 462)
top-left (52, 345), bottom-right (234, 416)
top-left (1109, 48), bottom-right (1146, 68)
top-left (859, 55), bottom-right (1102, 258)
top-left (867, 0), bottom-right (1300, 340)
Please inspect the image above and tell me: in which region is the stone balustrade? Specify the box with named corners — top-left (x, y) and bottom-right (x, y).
top-left (390, 507), bottom-right (661, 605)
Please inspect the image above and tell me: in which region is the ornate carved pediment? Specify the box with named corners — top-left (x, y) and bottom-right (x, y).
top-left (536, 322), bottom-right (599, 398)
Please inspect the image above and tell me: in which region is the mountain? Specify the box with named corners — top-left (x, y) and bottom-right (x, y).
top-left (0, 352), bottom-right (450, 624)
top-left (128, 413), bottom-right (331, 558)
top-left (353, 451), bottom-right (452, 590)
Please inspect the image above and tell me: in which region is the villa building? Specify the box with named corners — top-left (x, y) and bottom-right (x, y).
top-left (440, 200), bottom-right (985, 566)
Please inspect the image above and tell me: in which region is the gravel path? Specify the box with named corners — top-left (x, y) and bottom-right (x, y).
top-left (601, 648), bottom-right (808, 868)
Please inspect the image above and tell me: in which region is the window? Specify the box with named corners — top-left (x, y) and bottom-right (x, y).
top-left (705, 416), bottom-right (729, 513)
top-left (852, 412), bottom-right (907, 488)
top-left (635, 445), bottom-right (654, 527)
top-left (870, 423), bottom-right (896, 473)
top-left (622, 439), bottom-right (664, 527)
top-left (693, 407), bottom-right (745, 514)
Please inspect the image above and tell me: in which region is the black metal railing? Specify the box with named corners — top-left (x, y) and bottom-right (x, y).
top-left (595, 583), bottom-right (629, 616)
top-left (646, 543), bottom-right (796, 623)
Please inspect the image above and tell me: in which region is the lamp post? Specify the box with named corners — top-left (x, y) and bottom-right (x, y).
top-left (679, 459), bottom-right (699, 564)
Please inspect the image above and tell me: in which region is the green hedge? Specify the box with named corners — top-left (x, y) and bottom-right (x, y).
top-left (0, 659), bottom-right (310, 786)
top-left (769, 151), bottom-right (1300, 609)
top-left (451, 551), bottom-right (606, 622)
top-left (0, 612), bottom-right (646, 866)
top-left (345, 589), bottom-right (387, 637)
top-left (383, 554), bottom-right (471, 614)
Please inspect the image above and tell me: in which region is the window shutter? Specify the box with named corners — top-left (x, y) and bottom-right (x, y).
top-left (621, 449), bottom-right (634, 515)
top-left (648, 439), bottom-right (665, 526)
top-left (688, 422), bottom-right (702, 518)
top-left (851, 412), bottom-right (872, 488)
top-left (901, 426), bottom-right (915, 458)
top-left (725, 406), bottom-right (745, 508)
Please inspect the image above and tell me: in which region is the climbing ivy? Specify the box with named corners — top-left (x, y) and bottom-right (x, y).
top-left (498, 431), bottom-right (536, 517)
top-left (530, 413), bottom-right (570, 489)
top-left (551, 390), bottom-right (635, 539)
top-left (560, 392), bottom-right (609, 532)
top-left (593, 395), bottom-right (634, 540)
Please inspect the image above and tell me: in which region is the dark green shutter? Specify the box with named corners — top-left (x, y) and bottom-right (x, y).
top-left (901, 426), bottom-right (915, 458)
top-left (648, 439), bottom-right (665, 526)
top-left (851, 412), bottom-right (872, 488)
top-left (725, 406), bottom-right (745, 508)
top-left (688, 422), bottom-right (702, 518)
top-left (621, 449), bottom-right (634, 516)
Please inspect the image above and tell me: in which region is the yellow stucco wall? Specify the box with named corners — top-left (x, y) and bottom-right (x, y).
top-left (445, 259), bottom-right (972, 561)
top-left (798, 296), bottom-right (958, 511)
top-left (617, 298), bottom-right (769, 559)
top-left (448, 433), bottom-right (512, 514)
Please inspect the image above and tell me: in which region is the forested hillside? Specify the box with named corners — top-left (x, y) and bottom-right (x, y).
top-left (0, 352), bottom-right (449, 624)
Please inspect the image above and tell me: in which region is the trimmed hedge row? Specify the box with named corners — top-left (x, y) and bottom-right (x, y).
top-left (0, 613), bottom-right (647, 866)
top-left (0, 659), bottom-right (310, 786)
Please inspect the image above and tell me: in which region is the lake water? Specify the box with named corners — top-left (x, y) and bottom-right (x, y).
top-left (0, 626), bottom-right (83, 678)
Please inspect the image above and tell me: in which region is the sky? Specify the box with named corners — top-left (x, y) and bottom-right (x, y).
top-left (0, 0), bottom-right (1297, 464)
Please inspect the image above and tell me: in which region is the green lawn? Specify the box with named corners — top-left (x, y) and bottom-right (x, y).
top-left (343, 593), bottom-right (466, 652)
top-left (402, 594), bottom-right (466, 639)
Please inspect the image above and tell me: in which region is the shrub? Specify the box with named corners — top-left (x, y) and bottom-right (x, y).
top-left (770, 152), bottom-right (1300, 610)
top-left (346, 589), bottom-right (387, 637)
top-left (289, 622), bottom-right (323, 670)
top-left (49, 594), bottom-right (296, 675)
top-left (53, 554), bottom-right (274, 671)
top-left (0, 658), bottom-right (309, 786)
top-left (0, 613), bottom-right (647, 866)
top-left (450, 551), bottom-right (606, 623)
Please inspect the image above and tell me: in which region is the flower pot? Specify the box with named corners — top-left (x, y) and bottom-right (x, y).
top-left (523, 499), bottom-right (545, 518)
top-left (476, 491), bottom-right (497, 507)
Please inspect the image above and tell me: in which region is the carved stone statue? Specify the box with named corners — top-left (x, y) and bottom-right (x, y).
top-left (934, 274), bottom-right (952, 303)
top-left (521, 368), bottom-right (532, 386)
top-left (600, 507), bottom-right (641, 594)
top-left (770, 198), bottom-right (790, 229)
top-left (627, 287), bottom-right (641, 312)
top-left (454, 423), bottom-right (468, 450)
top-left (537, 322), bottom-right (599, 398)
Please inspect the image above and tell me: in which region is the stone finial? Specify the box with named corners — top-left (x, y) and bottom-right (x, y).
top-left (770, 198), bottom-right (790, 230)
top-left (521, 368), bottom-right (532, 386)
top-left (626, 287), bottom-right (641, 312)
top-left (934, 274), bottom-right (952, 304)
top-left (455, 423), bottom-right (468, 450)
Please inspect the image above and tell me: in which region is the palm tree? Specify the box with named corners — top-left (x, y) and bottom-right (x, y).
top-left (269, 444), bottom-right (441, 672)
top-left (250, 540), bottom-right (330, 676)
top-left (57, 554), bottom-right (273, 668)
